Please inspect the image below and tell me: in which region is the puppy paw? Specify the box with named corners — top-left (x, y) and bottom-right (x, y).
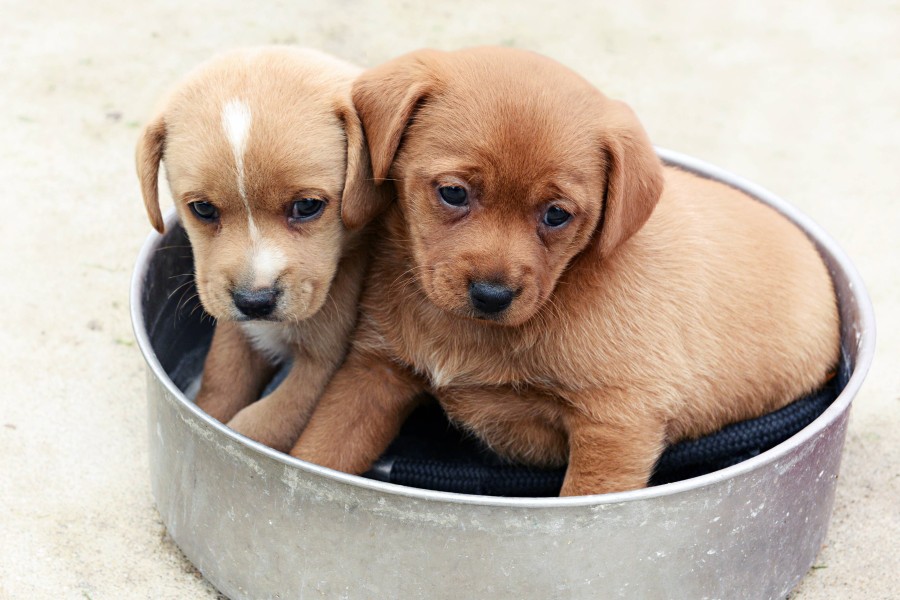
top-left (227, 402), bottom-right (298, 453)
top-left (195, 389), bottom-right (237, 423)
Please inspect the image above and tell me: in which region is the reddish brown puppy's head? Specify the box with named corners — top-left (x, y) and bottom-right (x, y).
top-left (349, 47), bottom-right (664, 326)
top-left (135, 47), bottom-right (381, 323)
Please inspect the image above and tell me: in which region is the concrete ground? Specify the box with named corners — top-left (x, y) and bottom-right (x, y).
top-left (1, 0), bottom-right (896, 597)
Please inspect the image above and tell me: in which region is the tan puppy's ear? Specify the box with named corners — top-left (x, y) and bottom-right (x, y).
top-left (135, 115), bottom-right (167, 233)
top-left (336, 103), bottom-right (393, 231)
top-left (346, 50), bottom-right (441, 228)
top-left (594, 100), bottom-right (664, 258)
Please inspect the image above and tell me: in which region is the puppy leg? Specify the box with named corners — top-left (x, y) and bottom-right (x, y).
top-left (439, 386), bottom-right (568, 468)
top-left (290, 349), bottom-right (425, 473)
top-left (195, 321), bottom-right (276, 423)
top-left (560, 395), bottom-right (666, 496)
top-left (226, 355), bottom-right (335, 453)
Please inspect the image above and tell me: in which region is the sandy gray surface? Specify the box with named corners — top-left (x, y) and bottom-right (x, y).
top-left (0, 0), bottom-right (896, 598)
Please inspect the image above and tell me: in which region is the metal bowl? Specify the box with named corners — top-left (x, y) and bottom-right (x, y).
top-left (131, 149), bottom-right (875, 600)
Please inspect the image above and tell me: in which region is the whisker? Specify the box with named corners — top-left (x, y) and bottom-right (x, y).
top-left (176, 287), bottom-right (200, 317)
top-left (153, 244), bottom-right (193, 253)
top-left (167, 279), bottom-right (195, 303)
top-left (387, 263), bottom-right (431, 295)
top-left (167, 272), bottom-right (194, 281)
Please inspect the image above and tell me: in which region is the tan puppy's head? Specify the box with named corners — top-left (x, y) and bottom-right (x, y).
top-left (136, 47), bottom-right (380, 323)
top-left (348, 47), bottom-right (664, 326)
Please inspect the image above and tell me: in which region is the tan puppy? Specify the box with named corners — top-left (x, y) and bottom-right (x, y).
top-left (290, 46), bottom-right (840, 496)
top-left (136, 47), bottom-right (384, 451)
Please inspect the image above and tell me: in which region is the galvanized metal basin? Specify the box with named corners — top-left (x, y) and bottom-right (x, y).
top-left (131, 149), bottom-right (875, 600)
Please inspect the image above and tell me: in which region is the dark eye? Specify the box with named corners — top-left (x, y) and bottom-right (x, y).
top-left (438, 185), bottom-right (468, 207)
top-left (290, 198), bottom-right (325, 222)
top-left (543, 205), bottom-right (572, 228)
top-left (189, 201), bottom-right (219, 222)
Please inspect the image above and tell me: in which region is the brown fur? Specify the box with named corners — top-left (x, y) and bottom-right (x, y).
top-left (290, 47), bottom-right (840, 496)
top-left (135, 47), bottom-right (386, 451)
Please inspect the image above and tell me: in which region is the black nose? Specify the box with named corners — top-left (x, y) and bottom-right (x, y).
top-left (233, 287), bottom-right (279, 319)
top-left (469, 281), bottom-right (514, 314)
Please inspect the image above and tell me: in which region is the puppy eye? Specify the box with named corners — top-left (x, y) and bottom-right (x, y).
top-left (290, 198), bottom-right (325, 222)
top-left (543, 205), bottom-right (572, 228)
top-left (438, 185), bottom-right (468, 207)
top-left (189, 201), bottom-right (219, 222)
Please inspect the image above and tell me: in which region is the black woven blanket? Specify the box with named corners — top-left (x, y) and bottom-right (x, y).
top-left (364, 351), bottom-right (849, 497)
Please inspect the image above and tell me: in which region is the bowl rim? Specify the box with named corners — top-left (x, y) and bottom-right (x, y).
top-left (130, 147), bottom-right (876, 509)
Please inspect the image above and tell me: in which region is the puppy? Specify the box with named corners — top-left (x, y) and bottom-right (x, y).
top-left (135, 47), bottom-right (384, 452)
top-left (290, 47), bottom-right (840, 496)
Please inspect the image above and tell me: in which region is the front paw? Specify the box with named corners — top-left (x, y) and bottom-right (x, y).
top-left (195, 388), bottom-right (238, 423)
top-left (227, 402), bottom-right (298, 453)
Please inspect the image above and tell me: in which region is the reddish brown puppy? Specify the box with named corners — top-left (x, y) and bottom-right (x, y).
top-left (290, 47), bottom-right (840, 496)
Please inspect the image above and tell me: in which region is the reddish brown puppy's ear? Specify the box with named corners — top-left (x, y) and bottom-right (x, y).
top-left (336, 103), bottom-right (393, 231)
top-left (594, 100), bottom-right (664, 259)
top-left (345, 50), bottom-right (440, 228)
top-left (135, 115), bottom-right (167, 233)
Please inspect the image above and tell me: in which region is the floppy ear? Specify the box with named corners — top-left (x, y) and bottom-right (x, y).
top-left (345, 50), bottom-right (440, 228)
top-left (135, 115), bottom-right (167, 233)
top-left (594, 100), bottom-right (664, 259)
top-left (335, 102), bottom-right (393, 231)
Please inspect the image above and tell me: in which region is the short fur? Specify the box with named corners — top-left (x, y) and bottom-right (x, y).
top-left (136, 47), bottom-right (386, 451)
top-left (290, 47), bottom-right (840, 496)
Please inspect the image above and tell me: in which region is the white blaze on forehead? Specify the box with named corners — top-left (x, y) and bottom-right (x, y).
top-left (221, 98), bottom-right (281, 287)
top-left (221, 98), bottom-right (251, 181)
top-left (221, 99), bottom-right (259, 237)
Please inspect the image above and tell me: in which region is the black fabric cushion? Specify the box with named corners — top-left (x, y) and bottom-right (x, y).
top-left (364, 350), bottom-right (850, 497)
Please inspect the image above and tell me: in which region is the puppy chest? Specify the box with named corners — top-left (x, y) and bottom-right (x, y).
top-left (408, 342), bottom-right (554, 390)
top-left (381, 306), bottom-right (580, 390)
top-left (239, 321), bottom-right (295, 363)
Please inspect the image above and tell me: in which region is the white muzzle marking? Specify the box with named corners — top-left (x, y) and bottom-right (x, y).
top-left (251, 243), bottom-right (287, 289)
